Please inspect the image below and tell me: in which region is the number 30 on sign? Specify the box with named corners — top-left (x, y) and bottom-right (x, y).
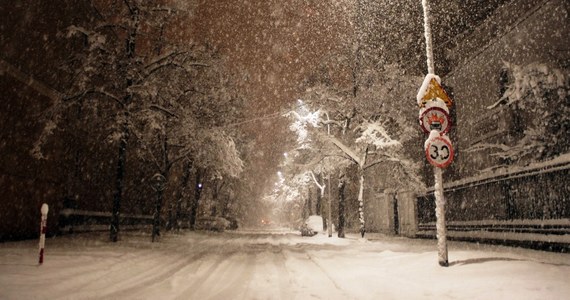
top-left (425, 134), bottom-right (454, 168)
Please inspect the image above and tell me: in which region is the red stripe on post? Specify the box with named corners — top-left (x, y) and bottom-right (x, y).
top-left (39, 248), bottom-right (44, 264)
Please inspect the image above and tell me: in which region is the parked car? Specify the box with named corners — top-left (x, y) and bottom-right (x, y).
top-left (195, 216), bottom-right (230, 232)
top-left (300, 215), bottom-right (324, 236)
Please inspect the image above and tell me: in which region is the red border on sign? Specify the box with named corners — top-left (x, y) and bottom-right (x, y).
top-left (425, 136), bottom-right (454, 168)
top-left (419, 107), bottom-right (452, 134)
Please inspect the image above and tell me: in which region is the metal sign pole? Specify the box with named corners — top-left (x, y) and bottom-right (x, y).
top-left (434, 167), bottom-right (448, 266)
top-left (421, 0), bottom-right (449, 267)
top-left (422, 0), bottom-right (435, 75)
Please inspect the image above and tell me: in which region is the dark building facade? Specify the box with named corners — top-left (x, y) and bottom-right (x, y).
top-left (365, 0), bottom-right (569, 244)
top-left (416, 0), bottom-right (569, 235)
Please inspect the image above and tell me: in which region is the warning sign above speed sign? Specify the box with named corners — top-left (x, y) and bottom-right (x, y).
top-left (419, 106), bottom-right (451, 134)
top-left (425, 133), bottom-right (454, 168)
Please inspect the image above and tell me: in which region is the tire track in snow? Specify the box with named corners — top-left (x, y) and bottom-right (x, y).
top-left (172, 249), bottom-right (249, 299)
top-left (24, 249), bottom-right (160, 299)
top-left (102, 249), bottom-right (211, 299)
top-left (238, 242), bottom-right (294, 300)
top-left (197, 251), bottom-right (258, 299)
top-left (171, 240), bottom-right (295, 300)
top-left (282, 247), bottom-right (351, 299)
top-left (102, 234), bottom-right (231, 299)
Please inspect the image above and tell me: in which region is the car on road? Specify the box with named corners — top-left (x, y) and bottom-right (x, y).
top-left (195, 216), bottom-right (231, 232)
top-left (300, 215), bottom-right (324, 236)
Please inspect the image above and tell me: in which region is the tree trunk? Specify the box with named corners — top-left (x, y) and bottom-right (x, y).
top-left (153, 134), bottom-right (169, 239)
top-left (307, 187), bottom-right (313, 215)
top-left (189, 168), bottom-right (203, 229)
top-left (327, 174), bottom-right (332, 237)
top-left (109, 5), bottom-right (139, 243)
top-left (315, 173), bottom-right (325, 231)
top-left (152, 188), bottom-right (163, 242)
top-left (316, 174), bottom-right (322, 216)
top-left (337, 174), bottom-right (346, 238)
top-left (358, 169), bottom-right (365, 238)
top-left (110, 124), bottom-right (128, 242)
top-left (221, 195), bottom-right (232, 217)
top-left (211, 179), bottom-right (225, 216)
top-left (173, 160), bottom-right (192, 230)
top-left (302, 198), bottom-right (308, 220)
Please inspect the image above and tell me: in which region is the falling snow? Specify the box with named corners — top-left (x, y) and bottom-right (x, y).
top-left (0, 0), bottom-right (569, 299)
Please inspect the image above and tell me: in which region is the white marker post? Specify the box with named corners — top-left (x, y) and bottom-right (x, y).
top-left (39, 203), bottom-right (49, 265)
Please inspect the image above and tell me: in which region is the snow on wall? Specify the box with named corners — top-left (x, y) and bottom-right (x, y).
top-left (442, 0), bottom-right (569, 179)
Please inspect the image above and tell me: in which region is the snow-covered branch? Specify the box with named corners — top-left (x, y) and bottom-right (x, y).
top-left (63, 89), bottom-right (124, 107)
top-left (319, 118), bottom-right (343, 128)
top-left (356, 122), bottom-right (401, 149)
top-left (310, 171), bottom-right (325, 192)
top-left (149, 104), bottom-right (179, 118)
top-left (316, 131), bottom-right (361, 165)
top-left (480, 62), bottom-right (569, 163)
top-left (65, 25), bottom-right (108, 51)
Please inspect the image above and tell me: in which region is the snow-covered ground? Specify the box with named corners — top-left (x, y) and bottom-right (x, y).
top-left (1, 229), bottom-right (569, 300)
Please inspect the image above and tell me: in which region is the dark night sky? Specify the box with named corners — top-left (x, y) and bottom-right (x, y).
top-left (184, 0), bottom-right (512, 195)
top-left (188, 0), bottom-right (354, 194)
top-left (0, 0), bottom-right (509, 197)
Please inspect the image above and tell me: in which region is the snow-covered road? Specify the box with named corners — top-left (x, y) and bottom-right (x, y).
top-left (1, 229), bottom-right (569, 299)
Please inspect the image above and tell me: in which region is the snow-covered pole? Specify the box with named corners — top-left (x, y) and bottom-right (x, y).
top-left (422, 0), bottom-right (435, 75)
top-left (421, 0), bottom-right (449, 267)
top-left (38, 203), bottom-right (48, 265)
top-left (434, 167), bottom-right (448, 266)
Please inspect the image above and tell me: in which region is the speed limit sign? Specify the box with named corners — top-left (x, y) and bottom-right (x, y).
top-left (425, 134), bottom-right (454, 168)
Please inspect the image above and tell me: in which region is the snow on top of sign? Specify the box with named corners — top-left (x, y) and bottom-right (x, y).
top-left (424, 129), bottom-right (452, 151)
top-left (416, 74), bottom-right (441, 105)
top-left (418, 98), bottom-right (449, 119)
top-left (424, 130), bottom-right (440, 150)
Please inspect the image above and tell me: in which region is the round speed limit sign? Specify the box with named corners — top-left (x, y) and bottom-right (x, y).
top-left (425, 134), bottom-right (454, 168)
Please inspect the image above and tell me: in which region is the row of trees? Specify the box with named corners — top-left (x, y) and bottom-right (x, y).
top-left (271, 0), bottom-right (570, 237)
top-left (266, 0), bottom-right (430, 237)
top-left (32, 1), bottom-right (249, 242)
top-left (272, 60), bottom-right (427, 237)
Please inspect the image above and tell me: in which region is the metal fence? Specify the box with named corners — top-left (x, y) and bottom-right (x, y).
top-left (418, 162), bottom-right (570, 223)
top-left (416, 161), bottom-right (570, 251)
